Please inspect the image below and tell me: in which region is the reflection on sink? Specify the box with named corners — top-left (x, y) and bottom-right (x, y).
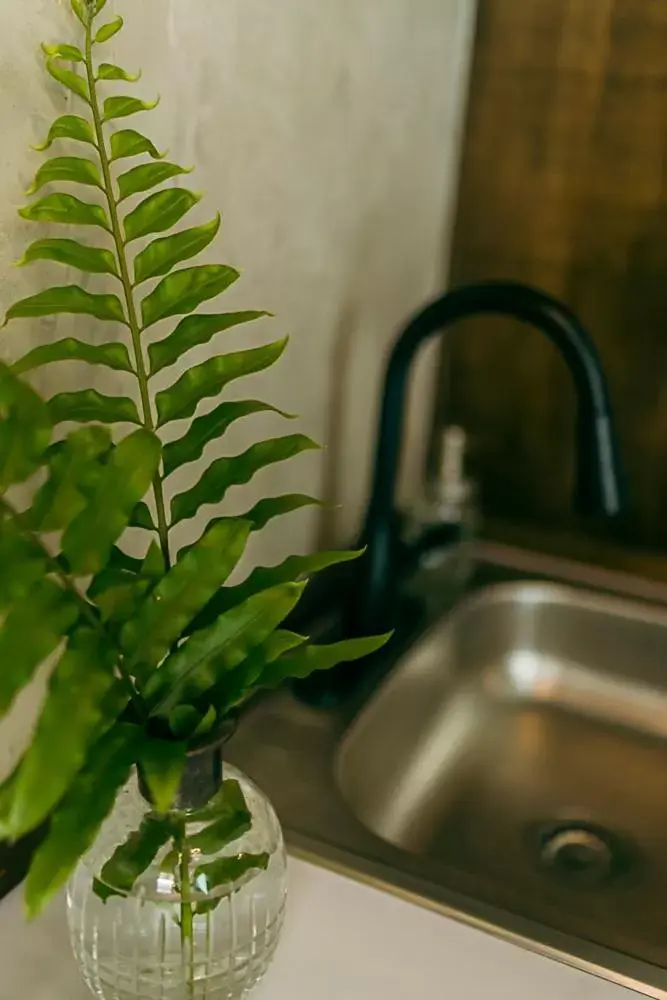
top-left (229, 551), bottom-right (667, 997)
top-left (338, 581), bottom-right (667, 972)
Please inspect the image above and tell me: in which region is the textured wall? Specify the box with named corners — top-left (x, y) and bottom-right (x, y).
top-left (0, 0), bottom-right (475, 767)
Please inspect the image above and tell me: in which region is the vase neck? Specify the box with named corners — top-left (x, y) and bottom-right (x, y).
top-left (177, 743), bottom-right (223, 811)
top-left (139, 742), bottom-right (223, 812)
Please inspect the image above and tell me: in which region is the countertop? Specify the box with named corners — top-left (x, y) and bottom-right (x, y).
top-left (0, 856), bottom-right (643, 1000)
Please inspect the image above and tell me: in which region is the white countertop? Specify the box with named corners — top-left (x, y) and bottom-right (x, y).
top-left (0, 856), bottom-right (643, 1000)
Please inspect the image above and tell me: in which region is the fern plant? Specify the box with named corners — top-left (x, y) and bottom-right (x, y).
top-left (0, 0), bottom-right (388, 935)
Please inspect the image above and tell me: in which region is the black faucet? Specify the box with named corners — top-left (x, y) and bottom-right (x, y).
top-left (353, 280), bottom-right (624, 635)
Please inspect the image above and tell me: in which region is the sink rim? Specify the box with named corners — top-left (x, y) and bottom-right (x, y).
top-left (229, 543), bottom-right (667, 999)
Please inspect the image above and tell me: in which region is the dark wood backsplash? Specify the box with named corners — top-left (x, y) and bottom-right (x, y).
top-left (443, 0), bottom-right (667, 549)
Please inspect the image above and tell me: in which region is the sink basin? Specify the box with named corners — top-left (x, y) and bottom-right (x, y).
top-left (228, 547), bottom-right (667, 997)
top-left (338, 580), bottom-right (667, 973)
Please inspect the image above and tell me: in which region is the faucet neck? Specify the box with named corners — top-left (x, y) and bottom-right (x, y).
top-left (355, 281), bottom-right (623, 634)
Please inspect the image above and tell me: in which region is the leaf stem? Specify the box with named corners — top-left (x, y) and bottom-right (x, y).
top-left (177, 827), bottom-right (196, 997)
top-left (83, 12), bottom-right (171, 568)
top-left (0, 493), bottom-right (147, 721)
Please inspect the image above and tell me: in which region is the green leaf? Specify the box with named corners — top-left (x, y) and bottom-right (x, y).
top-left (109, 546), bottom-right (143, 574)
top-left (156, 339), bottom-right (288, 427)
top-left (0, 364), bottom-right (51, 487)
top-left (145, 583), bottom-right (306, 714)
top-left (0, 580), bottom-right (79, 719)
top-left (0, 765), bottom-right (22, 839)
top-left (62, 429), bottom-right (162, 575)
top-left (34, 115), bottom-right (95, 150)
top-left (193, 705), bottom-right (217, 738)
top-left (129, 501), bottom-right (156, 531)
top-left (24, 724), bottom-right (142, 919)
top-left (95, 16), bottom-right (124, 43)
top-left (121, 519), bottom-right (251, 678)
top-left (148, 309), bottom-right (268, 376)
top-left (103, 95), bottom-right (159, 122)
top-left (96, 63), bottom-right (140, 83)
top-left (194, 853), bottom-right (269, 912)
top-left (13, 339), bottom-right (132, 376)
top-left (163, 400), bottom-right (293, 477)
top-left (170, 435), bottom-right (319, 526)
top-left (0, 524), bottom-right (46, 612)
top-left (141, 541), bottom-right (166, 583)
top-left (124, 188), bottom-right (200, 243)
top-left (29, 425), bottom-right (112, 531)
top-left (4, 286), bottom-right (125, 327)
top-left (6, 629), bottom-right (120, 839)
top-left (96, 0), bottom-right (108, 12)
top-left (17, 238), bottom-right (118, 276)
top-left (88, 567), bottom-right (151, 624)
top-left (91, 576), bottom-right (147, 624)
top-left (204, 550), bottom-right (362, 617)
top-left (70, 0), bottom-right (86, 25)
top-left (170, 492), bottom-right (319, 559)
top-left (109, 129), bottom-right (165, 162)
top-left (47, 389), bottom-right (140, 426)
top-left (19, 193), bottom-right (109, 230)
top-left (93, 815), bottom-right (173, 901)
top-left (42, 43), bottom-right (84, 62)
top-left (26, 156), bottom-right (102, 194)
top-left (141, 265), bottom-right (238, 330)
top-left (255, 635), bottom-right (392, 691)
top-left (137, 738), bottom-right (186, 815)
top-left (243, 494), bottom-right (323, 532)
top-left (188, 782), bottom-right (251, 854)
top-left (167, 705), bottom-right (203, 739)
top-left (134, 216), bottom-right (222, 286)
top-left (117, 161), bottom-right (191, 202)
top-left (214, 630), bottom-right (306, 711)
top-left (46, 58), bottom-right (89, 102)
top-left (186, 778), bottom-right (245, 823)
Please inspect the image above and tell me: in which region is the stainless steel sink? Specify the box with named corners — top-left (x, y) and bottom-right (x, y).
top-left (228, 545), bottom-right (667, 998)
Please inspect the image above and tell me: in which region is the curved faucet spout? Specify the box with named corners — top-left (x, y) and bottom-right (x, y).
top-left (357, 281), bottom-right (624, 634)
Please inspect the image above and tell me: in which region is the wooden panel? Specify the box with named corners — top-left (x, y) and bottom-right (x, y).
top-left (445, 0), bottom-right (667, 548)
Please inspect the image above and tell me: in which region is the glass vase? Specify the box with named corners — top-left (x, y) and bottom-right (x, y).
top-left (66, 756), bottom-right (287, 1000)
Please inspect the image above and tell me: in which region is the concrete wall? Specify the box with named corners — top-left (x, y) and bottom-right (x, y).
top-left (0, 0), bottom-right (476, 769)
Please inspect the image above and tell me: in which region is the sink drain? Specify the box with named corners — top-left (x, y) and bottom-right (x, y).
top-left (532, 820), bottom-right (636, 889)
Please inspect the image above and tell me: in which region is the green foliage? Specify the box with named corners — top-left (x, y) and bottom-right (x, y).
top-left (47, 388), bottom-right (140, 425)
top-left (124, 188), bottom-right (200, 242)
top-left (144, 583), bottom-right (307, 714)
top-left (27, 156), bottom-right (102, 194)
top-left (14, 338), bottom-right (132, 376)
top-left (170, 434), bottom-right (319, 525)
top-left (17, 238), bottom-right (119, 276)
top-left (93, 815), bottom-right (174, 900)
top-left (117, 162), bottom-right (190, 202)
top-left (19, 192), bottom-right (110, 229)
top-left (5, 285), bottom-right (125, 324)
top-left (25, 725), bottom-right (143, 918)
top-left (34, 115), bottom-right (96, 149)
top-left (6, 629), bottom-right (121, 840)
top-left (120, 519), bottom-right (252, 678)
top-left (0, 364), bottom-right (51, 486)
top-left (141, 265), bottom-right (239, 329)
top-left (135, 217), bottom-right (222, 286)
top-left (194, 853), bottom-right (269, 913)
top-left (163, 399), bottom-right (294, 477)
top-left (156, 340), bottom-right (289, 426)
top-left (0, 580), bottom-right (79, 717)
top-left (109, 129), bottom-right (164, 162)
top-left (61, 429), bottom-right (161, 574)
top-left (0, 0), bottom-right (390, 925)
top-left (136, 738), bottom-right (186, 816)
